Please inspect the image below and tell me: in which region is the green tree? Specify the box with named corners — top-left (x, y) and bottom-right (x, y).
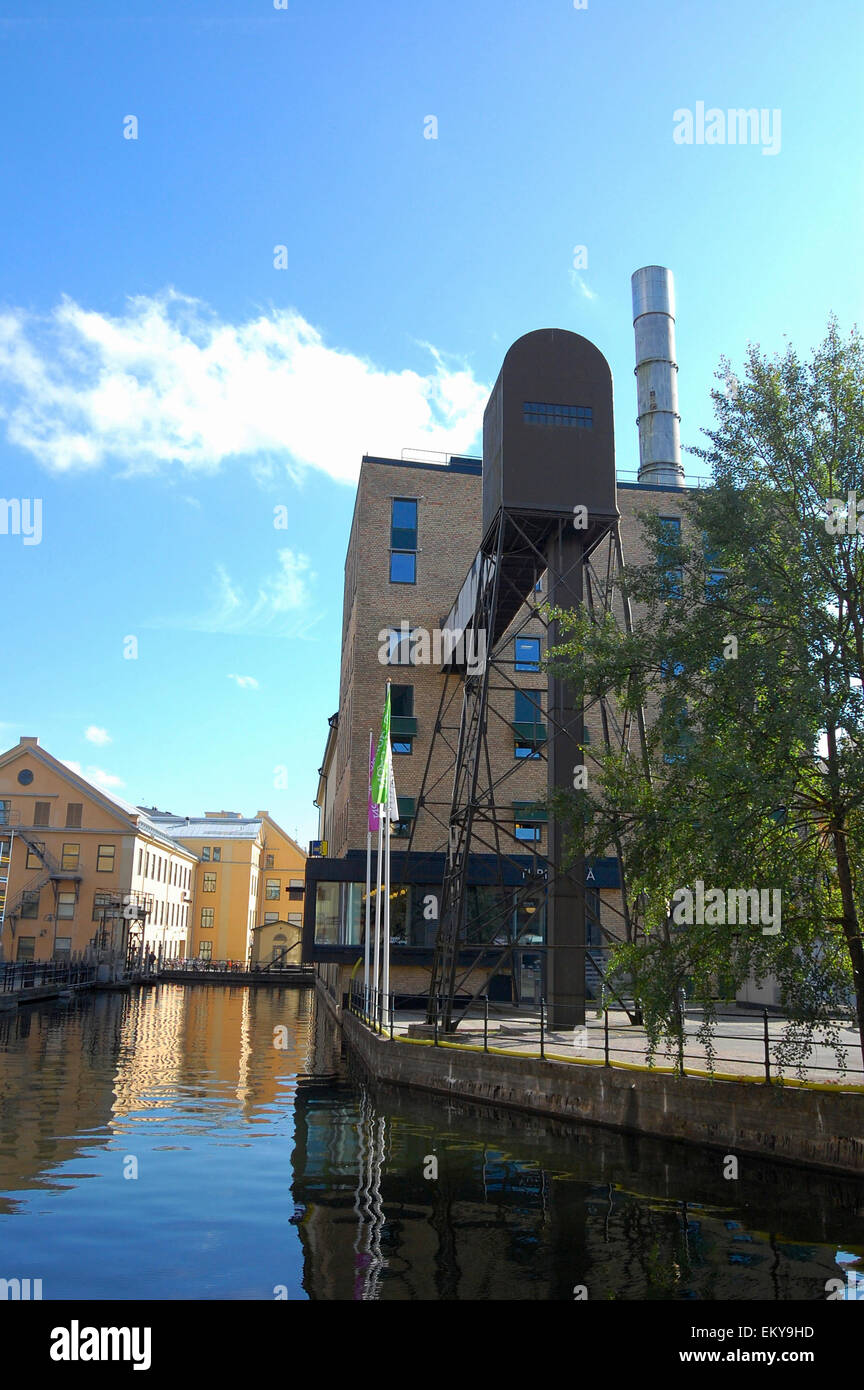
top-left (547, 321), bottom-right (864, 1073)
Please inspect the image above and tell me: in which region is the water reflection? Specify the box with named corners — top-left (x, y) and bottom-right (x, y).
top-left (0, 985), bottom-right (861, 1300)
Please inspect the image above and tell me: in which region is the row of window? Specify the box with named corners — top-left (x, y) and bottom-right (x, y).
top-left (0, 800), bottom-right (84, 828)
top-left (15, 937), bottom-right (71, 961)
top-left (523, 401), bottom-right (593, 428)
top-left (197, 908), bottom-right (302, 929)
top-left (137, 847), bottom-right (192, 887)
top-left (24, 841), bottom-right (116, 873)
top-left (380, 631), bottom-right (542, 670)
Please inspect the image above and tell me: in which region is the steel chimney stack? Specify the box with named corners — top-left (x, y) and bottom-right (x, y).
top-left (631, 265), bottom-right (684, 487)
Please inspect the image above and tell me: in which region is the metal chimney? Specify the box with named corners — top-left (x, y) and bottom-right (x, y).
top-left (631, 266), bottom-right (684, 487)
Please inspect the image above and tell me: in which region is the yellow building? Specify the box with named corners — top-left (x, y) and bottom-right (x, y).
top-left (146, 809), bottom-right (307, 965)
top-left (0, 738), bottom-right (197, 963)
top-left (250, 809), bottom-right (307, 967)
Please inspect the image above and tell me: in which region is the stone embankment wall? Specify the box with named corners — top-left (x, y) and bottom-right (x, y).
top-left (338, 998), bottom-right (864, 1176)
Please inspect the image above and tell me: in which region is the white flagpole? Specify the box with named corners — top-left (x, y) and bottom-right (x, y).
top-left (364, 732), bottom-right (373, 1015)
top-left (372, 816), bottom-right (383, 1026)
top-left (382, 744), bottom-right (392, 1015)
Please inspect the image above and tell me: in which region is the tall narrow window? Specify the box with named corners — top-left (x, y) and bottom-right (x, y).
top-left (390, 498), bottom-right (418, 584)
top-left (658, 516), bottom-right (682, 599)
top-left (65, 803), bottom-right (83, 828)
top-left (96, 844), bottom-right (115, 873)
top-left (33, 802), bottom-right (50, 827)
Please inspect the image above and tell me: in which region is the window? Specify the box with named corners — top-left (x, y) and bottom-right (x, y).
top-left (201, 847), bottom-right (211, 862)
top-left (16, 937), bottom-right (35, 962)
top-left (515, 637), bottom-right (541, 672)
top-left (53, 937), bottom-right (71, 957)
top-left (390, 498), bottom-right (418, 585)
top-left (390, 684), bottom-right (414, 717)
top-left (203, 872), bottom-right (216, 892)
top-left (265, 853), bottom-right (275, 869)
top-left (0, 800), bottom-right (10, 825)
top-left (201, 908), bottom-right (215, 928)
top-left (61, 843), bottom-right (80, 871)
top-left (199, 940), bottom-right (212, 961)
top-left (264, 912), bottom-right (280, 925)
top-left (287, 914), bottom-right (302, 927)
top-left (144, 853), bottom-right (150, 877)
top-left (390, 551), bottom-right (416, 583)
top-left (266, 879), bottom-right (280, 900)
top-left (391, 797), bottom-right (415, 839)
top-left (213, 847), bottom-right (221, 862)
top-left (288, 879), bottom-right (304, 901)
top-left (514, 690), bottom-right (543, 724)
top-left (20, 889), bottom-right (39, 919)
top-left (658, 516), bottom-right (682, 599)
top-left (515, 741), bottom-right (541, 760)
top-left (391, 497), bottom-right (417, 549)
top-left (514, 690), bottom-right (545, 758)
top-left (57, 891), bottom-right (76, 920)
top-left (96, 844), bottom-right (115, 873)
top-left (515, 822), bottom-right (542, 842)
top-left (381, 626), bottom-right (417, 666)
top-left (137, 848), bottom-right (143, 875)
top-left (26, 842), bottom-right (45, 869)
top-left (34, 802), bottom-right (50, 826)
top-left (523, 401), bottom-right (592, 428)
top-left (65, 803), bottom-right (82, 828)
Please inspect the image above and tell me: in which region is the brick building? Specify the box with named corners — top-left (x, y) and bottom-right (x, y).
top-left (306, 449), bottom-right (691, 1007)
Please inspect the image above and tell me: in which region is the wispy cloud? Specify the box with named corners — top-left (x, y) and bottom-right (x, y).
top-left (84, 725), bottom-right (111, 746)
top-left (0, 290), bottom-right (487, 482)
top-left (227, 674), bottom-right (259, 690)
top-left (63, 759), bottom-right (125, 789)
top-left (569, 271), bottom-right (598, 302)
top-left (150, 548), bottom-right (318, 637)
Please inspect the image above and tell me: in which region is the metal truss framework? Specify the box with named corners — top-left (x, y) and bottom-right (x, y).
top-left (400, 507), bottom-right (650, 1033)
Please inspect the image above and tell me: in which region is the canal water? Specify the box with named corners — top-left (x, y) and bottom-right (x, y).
top-left (0, 984), bottom-right (862, 1301)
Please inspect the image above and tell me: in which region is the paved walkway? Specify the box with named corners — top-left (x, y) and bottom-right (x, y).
top-left (380, 1005), bottom-right (864, 1088)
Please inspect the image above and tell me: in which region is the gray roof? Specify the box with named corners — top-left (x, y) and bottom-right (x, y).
top-left (162, 818), bottom-right (263, 841)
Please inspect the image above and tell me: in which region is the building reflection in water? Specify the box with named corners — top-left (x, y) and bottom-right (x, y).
top-left (1, 987), bottom-right (862, 1301)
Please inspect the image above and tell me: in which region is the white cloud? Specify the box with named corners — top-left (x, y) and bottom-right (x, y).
top-left (228, 674), bottom-right (259, 689)
top-left (569, 271), bottom-right (598, 302)
top-left (151, 548), bottom-right (318, 637)
top-left (84, 725), bottom-right (111, 746)
top-left (0, 291), bottom-right (488, 481)
top-left (62, 760), bottom-right (125, 789)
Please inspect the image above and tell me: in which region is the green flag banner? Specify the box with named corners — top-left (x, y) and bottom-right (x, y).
top-left (371, 684), bottom-right (391, 807)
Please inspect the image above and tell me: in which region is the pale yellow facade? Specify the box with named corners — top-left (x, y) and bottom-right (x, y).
top-left (0, 738), bottom-right (197, 963)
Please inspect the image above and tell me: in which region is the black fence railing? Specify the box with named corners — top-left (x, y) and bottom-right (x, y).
top-left (345, 985), bottom-right (864, 1087)
top-left (160, 957), bottom-right (314, 977)
top-left (0, 959), bottom-right (97, 993)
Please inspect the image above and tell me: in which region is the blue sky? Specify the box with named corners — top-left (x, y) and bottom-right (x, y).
top-left (0, 0), bottom-right (861, 844)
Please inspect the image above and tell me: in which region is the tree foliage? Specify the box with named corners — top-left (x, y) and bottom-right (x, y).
top-left (547, 320), bottom-right (864, 1073)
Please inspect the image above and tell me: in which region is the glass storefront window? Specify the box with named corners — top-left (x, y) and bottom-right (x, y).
top-left (314, 882), bottom-right (368, 946)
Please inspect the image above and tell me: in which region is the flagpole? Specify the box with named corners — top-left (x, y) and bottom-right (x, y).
top-left (364, 732), bottom-right (373, 1015)
top-left (372, 816), bottom-right (383, 1027)
top-left (382, 791), bottom-right (391, 1013)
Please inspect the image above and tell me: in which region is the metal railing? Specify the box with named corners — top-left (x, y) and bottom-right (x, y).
top-left (345, 987), bottom-right (864, 1089)
top-left (160, 957), bottom-right (314, 977)
top-left (0, 959), bottom-right (97, 993)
